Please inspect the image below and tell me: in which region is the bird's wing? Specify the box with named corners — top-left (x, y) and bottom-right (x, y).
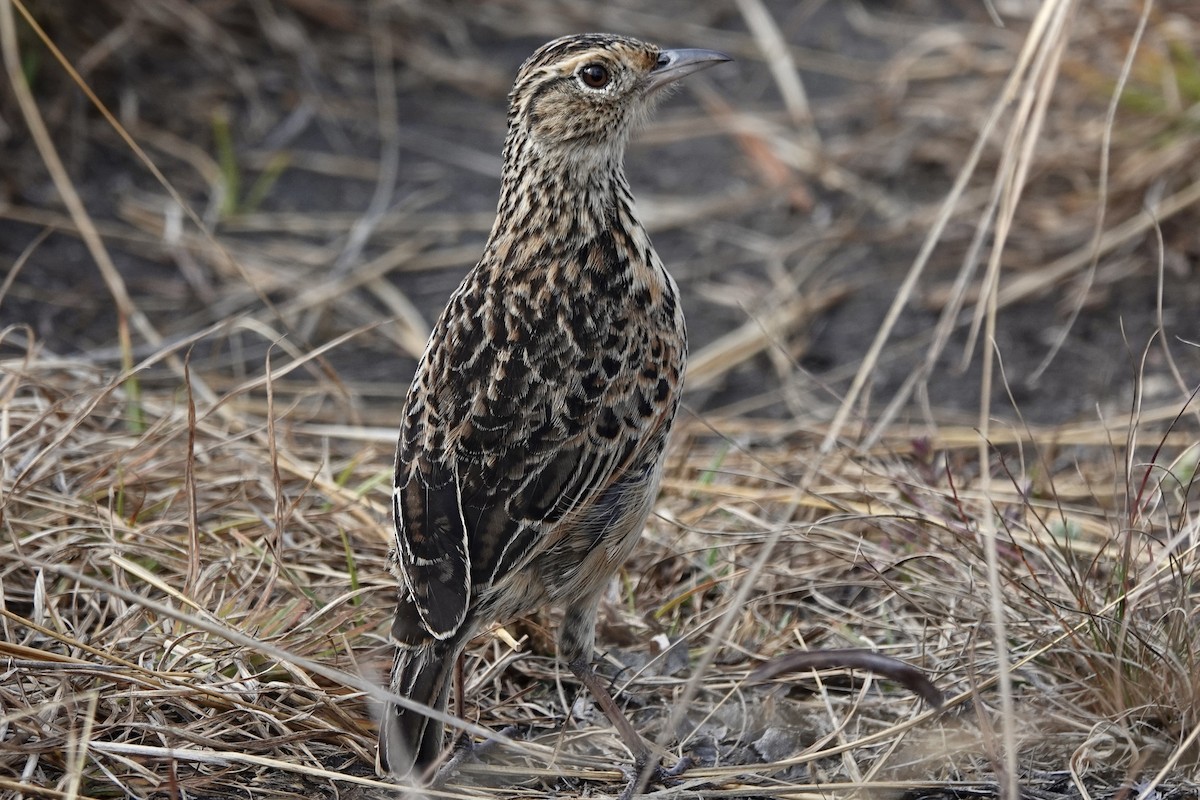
top-left (397, 404), bottom-right (679, 642)
top-left (392, 454), bottom-right (471, 640)
top-left (462, 430), bottom-right (642, 586)
top-left (393, 239), bottom-right (684, 640)
top-left (394, 404), bottom-right (656, 640)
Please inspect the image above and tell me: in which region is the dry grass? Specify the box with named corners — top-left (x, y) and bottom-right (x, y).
top-left (2, 1), bottom-right (1200, 799)
top-left (4, 339), bottom-right (1198, 798)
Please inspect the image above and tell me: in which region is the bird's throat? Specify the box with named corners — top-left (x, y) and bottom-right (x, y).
top-left (493, 151), bottom-right (637, 246)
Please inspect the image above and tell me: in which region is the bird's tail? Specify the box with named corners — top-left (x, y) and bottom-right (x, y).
top-left (377, 637), bottom-right (459, 777)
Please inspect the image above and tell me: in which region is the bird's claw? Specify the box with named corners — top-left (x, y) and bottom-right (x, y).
top-left (429, 725), bottom-right (521, 787)
top-left (616, 753), bottom-right (695, 800)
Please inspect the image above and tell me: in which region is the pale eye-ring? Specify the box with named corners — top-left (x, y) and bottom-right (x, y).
top-left (578, 63), bottom-right (611, 89)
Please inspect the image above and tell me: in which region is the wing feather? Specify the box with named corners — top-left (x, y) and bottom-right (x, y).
top-left (393, 459), bottom-right (470, 639)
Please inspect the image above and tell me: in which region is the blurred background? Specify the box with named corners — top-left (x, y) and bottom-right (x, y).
top-left (2, 0), bottom-right (1199, 429)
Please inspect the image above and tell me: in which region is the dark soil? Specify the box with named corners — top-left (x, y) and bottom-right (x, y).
top-left (2, 0), bottom-right (1198, 430)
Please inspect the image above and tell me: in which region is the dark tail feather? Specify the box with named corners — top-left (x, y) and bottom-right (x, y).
top-left (377, 638), bottom-right (458, 777)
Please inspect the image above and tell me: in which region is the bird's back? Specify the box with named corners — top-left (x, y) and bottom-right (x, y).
top-left (393, 187), bottom-right (686, 639)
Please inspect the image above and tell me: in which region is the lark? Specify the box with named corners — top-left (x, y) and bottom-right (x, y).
top-left (379, 33), bottom-right (730, 784)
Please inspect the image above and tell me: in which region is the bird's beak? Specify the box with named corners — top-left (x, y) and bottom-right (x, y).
top-left (644, 47), bottom-right (732, 93)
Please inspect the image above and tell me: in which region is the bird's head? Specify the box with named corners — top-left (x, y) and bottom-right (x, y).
top-left (504, 34), bottom-right (730, 166)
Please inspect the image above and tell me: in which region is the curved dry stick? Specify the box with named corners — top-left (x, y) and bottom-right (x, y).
top-left (748, 648), bottom-right (944, 709)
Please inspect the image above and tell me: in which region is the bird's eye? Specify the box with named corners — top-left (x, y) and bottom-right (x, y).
top-left (578, 63), bottom-right (611, 89)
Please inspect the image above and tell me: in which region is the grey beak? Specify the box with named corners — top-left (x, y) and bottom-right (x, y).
top-left (644, 47), bottom-right (732, 93)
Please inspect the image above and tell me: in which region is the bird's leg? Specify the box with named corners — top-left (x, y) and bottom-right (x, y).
top-left (566, 655), bottom-right (650, 761)
top-left (431, 653), bottom-right (518, 785)
top-left (566, 656), bottom-right (694, 798)
top-left (561, 597), bottom-right (696, 796)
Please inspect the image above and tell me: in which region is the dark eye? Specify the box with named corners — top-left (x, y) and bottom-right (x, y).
top-left (578, 63), bottom-right (610, 89)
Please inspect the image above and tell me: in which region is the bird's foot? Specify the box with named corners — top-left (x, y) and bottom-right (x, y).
top-left (429, 725), bottom-right (521, 787)
top-left (616, 753), bottom-right (695, 800)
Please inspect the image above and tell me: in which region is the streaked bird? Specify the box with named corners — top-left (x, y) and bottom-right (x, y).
top-left (379, 32), bottom-right (730, 785)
